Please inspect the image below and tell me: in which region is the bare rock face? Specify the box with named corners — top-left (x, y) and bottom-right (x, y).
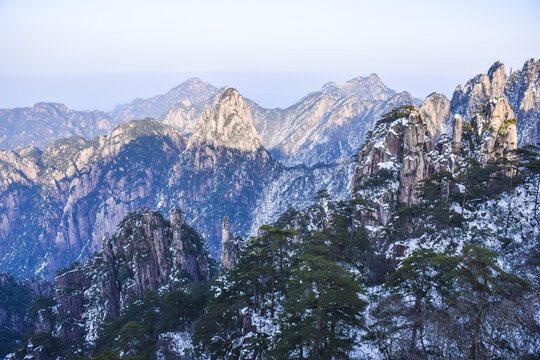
top-left (453, 114), bottom-right (463, 154)
top-left (38, 208), bottom-right (212, 350)
top-left (162, 98), bottom-right (206, 136)
top-left (399, 112), bottom-right (433, 205)
top-left (480, 98), bottom-right (518, 160)
top-left (419, 93), bottom-right (450, 139)
top-left (451, 61), bottom-right (507, 121)
top-left (220, 216), bottom-right (239, 271)
top-left (352, 107), bottom-right (440, 226)
top-left (505, 58), bottom-right (540, 144)
top-left (451, 58), bottom-right (539, 146)
top-left (189, 88), bottom-right (263, 153)
top-left (169, 208), bottom-right (210, 284)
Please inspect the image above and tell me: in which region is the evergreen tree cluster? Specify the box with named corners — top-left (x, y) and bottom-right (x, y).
top-left (193, 198), bottom-right (372, 359)
top-left (6, 145), bottom-right (539, 360)
top-left (192, 146), bottom-right (540, 360)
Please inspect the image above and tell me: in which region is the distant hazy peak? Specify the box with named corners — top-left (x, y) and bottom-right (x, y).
top-left (188, 87), bottom-right (263, 152)
top-left (32, 102), bottom-right (68, 109)
top-left (165, 78), bottom-right (218, 103)
top-left (108, 78), bottom-right (218, 122)
top-left (320, 73), bottom-right (396, 101)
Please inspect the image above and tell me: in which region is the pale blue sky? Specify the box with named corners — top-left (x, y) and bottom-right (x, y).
top-left (1, 0), bottom-right (539, 110)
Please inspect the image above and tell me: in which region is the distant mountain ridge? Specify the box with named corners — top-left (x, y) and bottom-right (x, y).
top-left (0, 87), bottom-right (353, 280)
top-left (1, 58), bottom-right (539, 281)
top-left (0, 103), bottom-right (112, 149)
top-left (1, 60), bottom-right (538, 157)
top-left (0, 74), bottom-right (413, 168)
top-left (0, 78), bottom-right (217, 150)
top-left (108, 77), bottom-right (218, 122)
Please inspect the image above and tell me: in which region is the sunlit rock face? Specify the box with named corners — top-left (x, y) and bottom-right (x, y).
top-left (451, 58), bottom-right (540, 145)
top-left (250, 74), bottom-right (418, 167)
top-left (505, 58), bottom-right (540, 144)
top-left (188, 88), bottom-right (264, 154)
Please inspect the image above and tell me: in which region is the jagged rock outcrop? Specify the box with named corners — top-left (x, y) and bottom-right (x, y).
top-left (505, 58), bottom-right (540, 144)
top-left (28, 208), bottom-right (212, 354)
top-left (399, 111), bottom-right (433, 205)
top-left (451, 58), bottom-right (540, 146)
top-left (352, 107), bottom-right (443, 226)
top-left (353, 96), bottom-right (519, 228)
top-left (451, 61), bottom-right (507, 121)
top-left (480, 98), bottom-right (518, 160)
top-left (221, 216), bottom-right (239, 271)
top-left (419, 92), bottom-right (450, 139)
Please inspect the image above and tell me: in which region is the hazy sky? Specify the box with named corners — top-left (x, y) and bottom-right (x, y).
top-left (1, 0), bottom-right (539, 110)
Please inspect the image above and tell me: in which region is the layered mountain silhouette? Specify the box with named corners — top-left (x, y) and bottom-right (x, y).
top-left (0, 59), bottom-right (538, 281)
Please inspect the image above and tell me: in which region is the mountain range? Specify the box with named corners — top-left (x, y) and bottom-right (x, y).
top-left (2, 57), bottom-right (538, 360)
top-left (0, 59), bottom-right (538, 284)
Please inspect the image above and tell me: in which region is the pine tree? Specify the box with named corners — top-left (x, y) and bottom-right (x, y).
top-left (450, 244), bottom-right (528, 360)
top-left (385, 249), bottom-right (456, 357)
top-left (273, 231), bottom-right (366, 359)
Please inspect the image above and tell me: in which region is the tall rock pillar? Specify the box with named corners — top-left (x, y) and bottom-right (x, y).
top-left (221, 216), bottom-right (239, 271)
top-left (453, 114), bottom-right (463, 154)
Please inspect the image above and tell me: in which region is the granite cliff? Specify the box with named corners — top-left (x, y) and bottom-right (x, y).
top-left (13, 208), bottom-right (213, 359)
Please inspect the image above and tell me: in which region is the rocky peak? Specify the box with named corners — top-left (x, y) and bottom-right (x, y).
top-left (352, 105), bottom-right (453, 226)
top-left (487, 61), bottom-right (507, 97)
top-left (188, 87), bottom-right (263, 153)
top-left (166, 78), bottom-right (218, 105)
top-left (419, 93), bottom-right (450, 139)
top-left (505, 58), bottom-right (540, 144)
top-left (451, 60), bottom-right (507, 121)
